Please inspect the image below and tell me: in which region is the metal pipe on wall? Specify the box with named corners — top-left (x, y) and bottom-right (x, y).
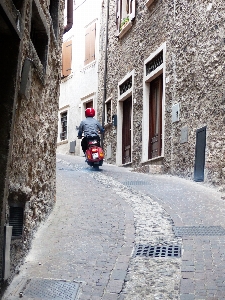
top-left (64, 0), bottom-right (73, 34)
top-left (101, 0), bottom-right (109, 149)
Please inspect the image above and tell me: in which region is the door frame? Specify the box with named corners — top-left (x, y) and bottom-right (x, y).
top-left (116, 70), bottom-right (134, 165)
top-left (142, 42), bottom-right (166, 163)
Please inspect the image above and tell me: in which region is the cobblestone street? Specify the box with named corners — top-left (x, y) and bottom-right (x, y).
top-left (3, 154), bottom-right (225, 299)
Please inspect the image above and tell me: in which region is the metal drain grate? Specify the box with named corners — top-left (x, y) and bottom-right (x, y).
top-left (21, 278), bottom-right (80, 300)
top-left (133, 244), bottom-right (181, 258)
top-left (123, 181), bottom-right (150, 186)
top-left (173, 226), bottom-right (225, 237)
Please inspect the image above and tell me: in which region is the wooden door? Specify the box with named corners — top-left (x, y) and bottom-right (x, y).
top-left (122, 97), bottom-right (132, 164)
top-left (149, 75), bottom-right (163, 159)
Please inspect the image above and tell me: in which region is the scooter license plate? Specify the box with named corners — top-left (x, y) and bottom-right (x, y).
top-left (92, 153), bottom-right (99, 159)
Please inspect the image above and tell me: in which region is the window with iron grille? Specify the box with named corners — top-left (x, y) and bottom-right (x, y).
top-left (119, 76), bottom-right (132, 95)
top-left (9, 206), bottom-right (24, 238)
top-left (60, 112), bottom-right (67, 141)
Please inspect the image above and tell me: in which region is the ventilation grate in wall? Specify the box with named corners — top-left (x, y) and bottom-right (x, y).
top-left (133, 244), bottom-right (181, 258)
top-left (123, 181), bottom-right (150, 186)
top-left (9, 206), bottom-right (24, 237)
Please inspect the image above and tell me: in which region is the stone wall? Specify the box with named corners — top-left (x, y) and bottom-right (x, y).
top-left (3, 0), bottom-right (64, 284)
top-left (98, 0), bottom-right (225, 188)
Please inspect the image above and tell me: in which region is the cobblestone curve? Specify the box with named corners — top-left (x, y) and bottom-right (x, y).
top-left (87, 170), bottom-right (182, 300)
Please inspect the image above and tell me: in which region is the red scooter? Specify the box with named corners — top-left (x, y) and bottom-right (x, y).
top-left (85, 138), bottom-right (104, 168)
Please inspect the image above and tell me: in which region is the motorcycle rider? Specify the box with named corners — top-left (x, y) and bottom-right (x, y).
top-left (78, 108), bottom-right (104, 154)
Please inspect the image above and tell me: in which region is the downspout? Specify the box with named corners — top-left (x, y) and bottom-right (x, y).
top-left (101, 0), bottom-right (109, 149)
top-left (64, 0), bottom-right (73, 34)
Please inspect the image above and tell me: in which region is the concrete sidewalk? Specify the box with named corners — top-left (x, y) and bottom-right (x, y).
top-left (3, 154), bottom-right (225, 299)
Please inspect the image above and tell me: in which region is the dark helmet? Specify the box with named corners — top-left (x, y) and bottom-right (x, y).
top-left (85, 107), bottom-right (95, 117)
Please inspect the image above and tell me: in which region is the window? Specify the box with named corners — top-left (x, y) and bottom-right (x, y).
top-left (84, 23), bottom-right (96, 66)
top-left (12, 0), bottom-right (23, 13)
top-left (62, 40), bottom-right (72, 78)
top-left (30, 0), bottom-right (48, 70)
top-left (85, 101), bottom-right (93, 109)
top-left (146, 0), bottom-right (155, 9)
top-left (116, 0), bottom-right (136, 36)
top-left (105, 98), bottom-right (112, 124)
top-left (49, 0), bottom-right (60, 38)
top-left (60, 112), bottom-right (67, 140)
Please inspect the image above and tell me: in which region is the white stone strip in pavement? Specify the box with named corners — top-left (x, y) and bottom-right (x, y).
top-left (88, 171), bottom-right (182, 300)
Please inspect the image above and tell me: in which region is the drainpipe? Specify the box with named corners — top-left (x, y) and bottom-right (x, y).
top-left (64, 0), bottom-right (73, 34)
top-left (101, 0), bottom-right (109, 149)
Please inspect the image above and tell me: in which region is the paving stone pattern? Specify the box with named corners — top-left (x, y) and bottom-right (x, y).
top-left (3, 154), bottom-right (225, 299)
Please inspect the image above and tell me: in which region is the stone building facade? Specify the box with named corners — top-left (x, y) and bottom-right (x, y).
top-left (98, 0), bottom-right (225, 188)
top-left (0, 0), bottom-right (64, 294)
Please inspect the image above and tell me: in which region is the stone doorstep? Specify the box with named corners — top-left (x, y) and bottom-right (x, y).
top-left (133, 164), bottom-right (164, 174)
top-left (148, 164), bottom-right (164, 174)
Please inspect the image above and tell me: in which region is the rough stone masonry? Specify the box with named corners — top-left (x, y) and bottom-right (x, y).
top-left (97, 0), bottom-right (225, 189)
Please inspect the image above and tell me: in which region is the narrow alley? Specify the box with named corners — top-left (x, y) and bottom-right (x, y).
top-left (3, 154), bottom-right (225, 300)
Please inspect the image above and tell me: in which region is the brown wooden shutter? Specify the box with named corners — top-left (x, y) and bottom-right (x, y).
top-left (84, 26), bottom-right (90, 65)
top-left (129, 0), bottom-right (136, 20)
top-left (116, 0), bottom-right (121, 36)
top-left (89, 23), bottom-right (96, 63)
top-left (62, 40), bottom-right (72, 77)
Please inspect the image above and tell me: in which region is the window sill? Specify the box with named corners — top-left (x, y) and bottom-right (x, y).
top-left (104, 122), bottom-right (112, 128)
top-left (57, 139), bottom-right (68, 146)
top-left (118, 21), bottom-right (132, 39)
top-left (146, 0), bottom-right (155, 8)
top-left (61, 73), bottom-right (73, 82)
top-left (141, 156), bottom-right (164, 164)
top-left (83, 60), bottom-right (96, 71)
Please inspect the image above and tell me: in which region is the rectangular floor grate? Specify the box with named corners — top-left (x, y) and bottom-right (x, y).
top-left (20, 278), bottom-right (80, 300)
top-left (173, 226), bottom-right (225, 237)
top-left (133, 244), bottom-right (181, 258)
top-left (123, 181), bottom-right (150, 186)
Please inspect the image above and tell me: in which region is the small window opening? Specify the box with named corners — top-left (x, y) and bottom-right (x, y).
top-left (9, 207), bottom-right (24, 238)
top-left (12, 0), bottom-right (23, 12)
top-left (105, 99), bottom-right (112, 124)
top-left (30, 1), bottom-right (48, 70)
top-left (60, 112), bottom-right (67, 140)
top-left (49, 0), bottom-right (59, 38)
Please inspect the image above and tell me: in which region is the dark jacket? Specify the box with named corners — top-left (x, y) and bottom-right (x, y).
top-left (78, 117), bottom-right (104, 138)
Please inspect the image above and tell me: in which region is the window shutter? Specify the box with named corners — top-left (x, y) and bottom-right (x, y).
top-left (89, 23), bottom-right (96, 63)
top-left (116, 0), bottom-right (121, 36)
top-left (62, 40), bottom-right (72, 77)
top-left (84, 26), bottom-right (90, 65)
top-left (129, 0), bottom-right (136, 20)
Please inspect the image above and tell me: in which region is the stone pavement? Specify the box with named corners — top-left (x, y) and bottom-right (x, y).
top-left (2, 153), bottom-right (225, 299)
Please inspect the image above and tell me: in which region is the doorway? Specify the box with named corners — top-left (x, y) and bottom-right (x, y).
top-left (122, 96), bottom-right (132, 164)
top-left (149, 75), bottom-right (163, 159)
